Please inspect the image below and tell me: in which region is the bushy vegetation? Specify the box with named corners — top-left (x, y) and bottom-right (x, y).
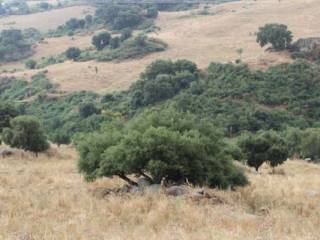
top-left (49, 14), bottom-right (95, 37)
top-left (2, 115), bottom-right (49, 155)
top-left (0, 29), bottom-right (33, 62)
top-left (256, 23), bottom-right (292, 51)
top-left (238, 131), bottom-right (288, 171)
top-left (94, 3), bottom-right (158, 30)
top-left (95, 34), bottom-right (167, 62)
top-left (76, 109), bottom-right (248, 188)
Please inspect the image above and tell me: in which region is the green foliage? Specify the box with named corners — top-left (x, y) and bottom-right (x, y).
top-left (65, 47), bottom-right (81, 60)
top-left (256, 23), bottom-right (292, 51)
top-left (77, 109), bottom-right (248, 188)
top-left (284, 128), bottom-right (320, 162)
top-left (146, 7), bottom-right (158, 18)
top-left (110, 37), bottom-right (120, 49)
top-left (3, 116), bottom-right (49, 155)
top-left (95, 4), bottom-right (143, 30)
top-left (79, 102), bottom-right (100, 118)
top-left (130, 59), bottom-right (198, 108)
top-left (92, 32), bottom-right (111, 50)
top-left (120, 28), bottom-right (132, 41)
top-left (51, 131), bottom-right (71, 146)
top-left (25, 59), bottom-right (37, 69)
top-left (0, 102), bottom-right (19, 133)
top-left (0, 29), bottom-right (33, 62)
top-left (238, 131), bottom-right (288, 171)
top-left (96, 35), bottom-right (167, 62)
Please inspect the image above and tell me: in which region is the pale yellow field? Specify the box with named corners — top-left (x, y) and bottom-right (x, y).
top-left (0, 5), bottom-right (94, 31)
top-left (0, 146), bottom-right (319, 239)
top-left (2, 0), bottom-right (320, 93)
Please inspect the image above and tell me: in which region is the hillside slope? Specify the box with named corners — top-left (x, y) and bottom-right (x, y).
top-left (2, 0), bottom-right (320, 93)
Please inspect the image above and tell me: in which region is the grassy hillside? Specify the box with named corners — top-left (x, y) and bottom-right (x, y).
top-left (2, 0), bottom-right (320, 93)
top-left (0, 146), bottom-right (319, 239)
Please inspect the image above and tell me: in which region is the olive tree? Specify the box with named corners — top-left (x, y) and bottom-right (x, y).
top-left (256, 23), bottom-right (292, 51)
top-left (238, 130), bottom-right (288, 171)
top-left (76, 110), bottom-right (248, 189)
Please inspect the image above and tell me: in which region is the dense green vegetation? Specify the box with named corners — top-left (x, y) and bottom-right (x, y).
top-left (2, 58), bottom-right (320, 185)
top-left (2, 115), bottom-right (49, 155)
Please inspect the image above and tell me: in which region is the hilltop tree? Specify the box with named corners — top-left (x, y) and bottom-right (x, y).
top-left (92, 32), bottom-right (111, 50)
top-left (256, 23), bottom-right (292, 51)
top-left (65, 47), bottom-right (81, 60)
top-left (2, 116), bottom-right (49, 156)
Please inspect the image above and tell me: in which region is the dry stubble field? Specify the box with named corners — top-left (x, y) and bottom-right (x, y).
top-left (0, 146), bottom-right (319, 240)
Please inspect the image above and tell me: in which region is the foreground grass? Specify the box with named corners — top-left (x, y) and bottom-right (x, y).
top-left (0, 146), bottom-right (319, 239)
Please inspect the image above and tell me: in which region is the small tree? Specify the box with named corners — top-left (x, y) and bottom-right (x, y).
top-left (2, 116), bottom-right (49, 156)
top-left (92, 32), bottom-right (111, 50)
top-left (25, 59), bottom-right (37, 69)
top-left (238, 131), bottom-right (288, 171)
top-left (256, 23), bottom-right (292, 51)
top-left (65, 47), bottom-right (81, 60)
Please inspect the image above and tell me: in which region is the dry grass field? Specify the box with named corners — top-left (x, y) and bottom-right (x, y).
top-left (2, 0), bottom-right (320, 93)
top-left (0, 5), bottom-right (94, 31)
top-left (0, 145), bottom-right (319, 239)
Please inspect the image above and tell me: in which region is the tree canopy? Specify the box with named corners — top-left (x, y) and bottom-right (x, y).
top-left (76, 110), bottom-right (248, 189)
top-left (256, 23), bottom-right (293, 51)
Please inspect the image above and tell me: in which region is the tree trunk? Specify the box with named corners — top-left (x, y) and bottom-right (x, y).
top-left (140, 171), bottom-right (154, 184)
top-left (117, 174), bottom-right (138, 186)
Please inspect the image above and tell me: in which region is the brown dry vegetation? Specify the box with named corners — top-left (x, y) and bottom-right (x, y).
top-left (0, 145), bottom-right (319, 239)
top-left (0, 5), bottom-right (94, 31)
top-left (2, 0), bottom-right (320, 93)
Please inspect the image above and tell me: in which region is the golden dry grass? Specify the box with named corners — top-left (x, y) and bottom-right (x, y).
top-left (0, 146), bottom-right (319, 239)
top-left (0, 5), bottom-right (94, 31)
top-left (2, 0), bottom-right (320, 93)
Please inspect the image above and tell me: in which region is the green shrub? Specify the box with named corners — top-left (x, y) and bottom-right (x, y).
top-left (92, 32), bottom-right (111, 50)
top-left (238, 131), bottom-right (288, 171)
top-left (65, 47), bottom-right (81, 60)
top-left (3, 116), bottom-right (49, 156)
top-left (77, 109), bottom-right (248, 189)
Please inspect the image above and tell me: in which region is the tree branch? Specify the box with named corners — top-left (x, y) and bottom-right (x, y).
top-left (117, 173), bottom-right (138, 186)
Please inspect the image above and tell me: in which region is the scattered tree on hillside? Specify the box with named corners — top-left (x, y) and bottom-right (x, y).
top-left (256, 23), bottom-right (292, 51)
top-left (65, 47), bottom-right (81, 60)
top-left (25, 59), bottom-right (37, 69)
top-left (92, 32), bottom-right (111, 50)
top-left (2, 116), bottom-right (49, 156)
top-left (238, 131), bottom-right (288, 171)
top-left (76, 110), bottom-right (248, 189)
